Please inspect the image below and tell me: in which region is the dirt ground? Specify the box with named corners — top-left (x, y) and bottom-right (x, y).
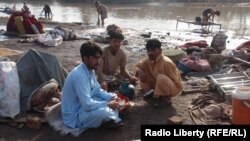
top-left (0, 22), bottom-right (201, 141)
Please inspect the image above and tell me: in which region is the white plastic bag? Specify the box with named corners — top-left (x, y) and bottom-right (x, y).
top-left (37, 34), bottom-right (45, 43)
top-left (44, 35), bottom-right (63, 47)
top-left (44, 33), bottom-right (53, 41)
top-left (0, 61), bottom-right (20, 118)
top-left (31, 24), bottom-right (40, 34)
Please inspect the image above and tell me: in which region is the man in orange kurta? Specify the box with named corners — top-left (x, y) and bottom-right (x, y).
top-left (136, 39), bottom-right (183, 100)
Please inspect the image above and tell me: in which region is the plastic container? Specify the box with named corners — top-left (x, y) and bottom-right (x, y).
top-left (118, 82), bottom-right (135, 100)
top-left (43, 35), bottom-right (63, 47)
top-left (232, 86), bottom-right (250, 124)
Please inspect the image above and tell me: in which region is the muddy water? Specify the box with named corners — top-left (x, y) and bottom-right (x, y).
top-left (0, 1), bottom-right (250, 44)
top-left (0, 1), bottom-right (250, 36)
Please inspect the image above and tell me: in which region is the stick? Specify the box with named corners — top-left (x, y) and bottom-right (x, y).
top-left (233, 57), bottom-right (250, 66)
top-left (182, 87), bottom-right (208, 94)
top-left (0, 117), bottom-right (47, 123)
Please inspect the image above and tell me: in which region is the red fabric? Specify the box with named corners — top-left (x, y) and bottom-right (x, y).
top-left (116, 93), bottom-right (130, 103)
top-left (236, 40), bottom-right (250, 53)
top-left (180, 40), bottom-right (209, 49)
top-left (116, 92), bottom-right (131, 113)
top-left (23, 19), bottom-right (33, 34)
top-left (6, 15), bottom-right (16, 32)
top-left (6, 12), bottom-right (44, 34)
top-left (181, 56), bottom-right (211, 72)
top-left (29, 15), bottom-right (37, 24)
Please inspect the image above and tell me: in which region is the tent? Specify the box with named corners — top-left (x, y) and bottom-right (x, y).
top-left (17, 49), bottom-right (67, 112)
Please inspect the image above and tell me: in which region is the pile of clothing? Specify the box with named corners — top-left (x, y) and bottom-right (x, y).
top-left (7, 11), bottom-right (44, 34)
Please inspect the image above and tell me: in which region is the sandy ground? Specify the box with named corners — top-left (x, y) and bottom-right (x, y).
top-left (0, 22), bottom-right (201, 141)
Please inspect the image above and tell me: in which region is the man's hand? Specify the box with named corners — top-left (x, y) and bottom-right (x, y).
top-left (111, 95), bottom-right (120, 101)
top-left (107, 100), bottom-right (119, 110)
top-left (135, 69), bottom-right (147, 82)
top-left (101, 81), bottom-right (108, 91)
top-left (129, 77), bottom-right (138, 85)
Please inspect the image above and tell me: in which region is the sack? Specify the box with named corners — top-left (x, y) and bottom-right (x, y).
top-left (43, 34), bottom-right (63, 47)
top-left (31, 24), bottom-right (39, 34)
top-left (163, 48), bottom-right (186, 64)
top-left (14, 16), bottom-right (25, 34)
top-left (27, 79), bottom-right (61, 112)
top-left (0, 61), bottom-right (20, 118)
top-left (181, 56), bottom-right (211, 72)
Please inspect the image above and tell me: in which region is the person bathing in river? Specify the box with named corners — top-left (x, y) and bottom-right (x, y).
top-left (95, 1), bottom-right (108, 27)
top-left (202, 8), bottom-right (220, 23)
top-left (41, 4), bottom-right (53, 20)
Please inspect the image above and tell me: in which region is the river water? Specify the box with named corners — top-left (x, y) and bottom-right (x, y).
top-left (0, 1), bottom-right (250, 35)
top-left (0, 1), bottom-right (250, 48)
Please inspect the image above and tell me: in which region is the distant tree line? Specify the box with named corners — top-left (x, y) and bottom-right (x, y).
top-left (58, 0), bottom-right (150, 3)
top-left (58, 0), bottom-right (250, 3)
top-left (5, 0), bottom-right (250, 4)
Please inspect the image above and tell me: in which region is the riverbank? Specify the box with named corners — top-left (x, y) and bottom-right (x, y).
top-left (0, 17), bottom-right (249, 140)
top-left (0, 19), bottom-right (203, 141)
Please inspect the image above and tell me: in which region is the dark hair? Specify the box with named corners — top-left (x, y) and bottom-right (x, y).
top-left (195, 16), bottom-right (201, 22)
top-left (95, 1), bottom-right (100, 5)
top-left (146, 39), bottom-right (161, 50)
top-left (80, 41), bottom-right (102, 60)
top-left (215, 10), bottom-right (220, 16)
top-left (109, 31), bottom-right (124, 40)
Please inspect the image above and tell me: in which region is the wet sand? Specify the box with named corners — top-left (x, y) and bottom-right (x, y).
top-left (0, 16), bottom-right (248, 140)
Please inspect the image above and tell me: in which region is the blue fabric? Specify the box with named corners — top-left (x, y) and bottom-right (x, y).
top-left (61, 63), bottom-right (121, 130)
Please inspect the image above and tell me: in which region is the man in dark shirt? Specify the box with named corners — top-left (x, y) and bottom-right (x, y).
top-left (41, 4), bottom-right (53, 20)
top-left (95, 1), bottom-right (108, 27)
top-left (202, 8), bottom-right (220, 23)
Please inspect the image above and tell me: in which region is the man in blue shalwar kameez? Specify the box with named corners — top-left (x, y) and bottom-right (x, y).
top-left (61, 41), bottom-right (122, 132)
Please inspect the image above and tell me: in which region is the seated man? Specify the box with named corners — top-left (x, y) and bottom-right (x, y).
top-left (41, 4), bottom-right (53, 20)
top-left (135, 39), bottom-right (183, 103)
top-left (96, 32), bottom-right (137, 90)
top-left (61, 41), bottom-right (123, 132)
top-left (202, 8), bottom-right (220, 23)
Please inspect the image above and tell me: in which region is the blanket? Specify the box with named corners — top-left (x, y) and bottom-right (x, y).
top-left (189, 93), bottom-right (232, 125)
top-left (45, 103), bottom-right (85, 137)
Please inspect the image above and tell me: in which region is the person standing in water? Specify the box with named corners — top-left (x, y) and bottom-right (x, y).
top-left (95, 1), bottom-right (108, 27)
top-left (41, 4), bottom-right (53, 20)
top-left (202, 8), bottom-right (220, 23)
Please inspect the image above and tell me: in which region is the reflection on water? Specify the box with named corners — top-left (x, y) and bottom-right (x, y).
top-left (0, 25), bottom-right (7, 41)
top-left (0, 1), bottom-right (250, 35)
top-left (0, 25), bottom-right (5, 30)
top-left (0, 35), bottom-right (8, 41)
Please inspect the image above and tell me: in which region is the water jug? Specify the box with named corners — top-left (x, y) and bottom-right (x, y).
top-left (118, 82), bottom-right (135, 100)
